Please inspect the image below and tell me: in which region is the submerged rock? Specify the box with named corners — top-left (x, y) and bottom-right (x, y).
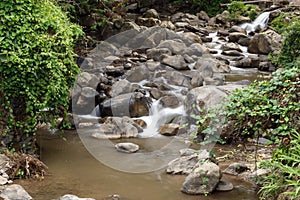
top-left (216, 180), bottom-right (234, 192)
top-left (115, 142), bottom-right (139, 153)
top-left (223, 162), bottom-right (249, 175)
top-left (59, 194), bottom-right (95, 200)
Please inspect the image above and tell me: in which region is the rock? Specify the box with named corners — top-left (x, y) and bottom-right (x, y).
top-left (105, 65), bottom-right (124, 77)
top-left (136, 17), bottom-right (161, 27)
top-left (179, 148), bottom-right (196, 157)
top-left (0, 154), bottom-right (10, 172)
top-left (203, 75), bottom-right (225, 86)
top-left (248, 30), bottom-right (282, 55)
top-left (221, 42), bottom-right (242, 52)
top-left (159, 95), bottom-right (180, 108)
top-left (229, 25), bottom-right (246, 33)
top-left (166, 150), bottom-right (211, 174)
top-left (185, 85), bottom-right (244, 116)
top-left (216, 181), bottom-right (234, 192)
top-left (110, 79), bottom-right (141, 97)
top-left (197, 11), bottom-right (210, 22)
top-left (120, 21), bottom-right (141, 33)
top-left (194, 57), bottom-right (231, 73)
top-left (228, 32), bottom-right (248, 43)
top-left (181, 161), bottom-right (221, 195)
top-left (125, 65), bottom-right (151, 82)
top-left (222, 50), bottom-right (244, 57)
top-left (100, 92), bottom-right (150, 118)
top-left (237, 37), bottom-right (251, 46)
top-left (59, 194), bottom-right (95, 200)
top-left (164, 70), bottom-right (191, 87)
top-left (0, 176), bottom-right (8, 185)
top-left (146, 48), bottom-right (171, 61)
top-left (215, 10), bottom-right (230, 24)
top-left (223, 162), bottom-right (249, 175)
top-left (160, 20), bottom-right (176, 30)
top-left (144, 9), bottom-right (159, 19)
top-left (149, 88), bottom-right (163, 100)
top-left (161, 55), bottom-right (188, 70)
top-left (159, 123), bottom-right (180, 136)
top-left (92, 117), bottom-right (140, 139)
top-left (234, 56), bottom-right (260, 68)
top-left (183, 43), bottom-right (208, 57)
top-left (115, 142), bottom-right (139, 153)
top-left (0, 184), bottom-right (32, 200)
top-left (157, 39), bottom-right (187, 55)
top-left (76, 72), bottom-right (99, 88)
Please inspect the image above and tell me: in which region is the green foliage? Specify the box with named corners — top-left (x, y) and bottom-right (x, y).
top-left (0, 0), bottom-right (83, 153)
top-left (276, 21), bottom-right (300, 66)
top-left (258, 132), bottom-right (300, 199)
top-left (170, 0), bottom-right (231, 16)
top-left (227, 1), bottom-right (258, 21)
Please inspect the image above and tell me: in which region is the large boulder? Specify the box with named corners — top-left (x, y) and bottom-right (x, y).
top-left (110, 79), bottom-right (141, 97)
top-left (100, 92), bottom-right (150, 118)
top-left (181, 161), bottom-right (221, 195)
top-left (161, 55), bottom-right (188, 70)
top-left (194, 57), bottom-right (230, 73)
top-left (146, 48), bottom-right (171, 61)
top-left (76, 72), bottom-right (99, 88)
top-left (184, 85), bottom-right (245, 116)
top-left (125, 65), bottom-right (151, 83)
top-left (157, 39), bottom-right (187, 55)
top-left (248, 30), bottom-right (282, 55)
top-left (166, 150), bottom-right (210, 174)
top-left (159, 123), bottom-right (180, 136)
top-left (228, 32), bottom-right (248, 43)
top-left (0, 184), bottom-right (32, 200)
top-left (164, 71), bottom-right (191, 87)
top-left (91, 116), bottom-right (141, 139)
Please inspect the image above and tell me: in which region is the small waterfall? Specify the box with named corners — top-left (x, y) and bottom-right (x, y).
top-left (241, 11), bottom-right (270, 33)
top-left (138, 100), bottom-right (185, 138)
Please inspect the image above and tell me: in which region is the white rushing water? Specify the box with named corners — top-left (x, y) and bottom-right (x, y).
top-left (138, 100), bottom-right (186, 138)
top-left (241, 11), bottom-right (270, 34)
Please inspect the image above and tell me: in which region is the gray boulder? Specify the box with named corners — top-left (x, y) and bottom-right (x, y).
top-left (0, 184), bottom-right (32, 200)
top-left (159, 95), bottom-right (180, 108)
top-left (164, 71), bottom-right (191, 87)
top-left (125, 65), bottom-right (151, 83)
top-left (76, 72), bottom-right (99, 88)
top-left (248, 30), bottom-right (282, 55)
top-left (194, 57), bottom-right (230, 73)
top-left (228, 32), bottom-right (248, 43)
top-left (157, 39), bottom-right (187, 55)
top-left (110, 79), bottom-right (141, 97)
top-left (167, 150), bottom-right (210, 175)
top-left (181, 161), bottom-right (221, 195)
top-left (146, 48), bottom-right (171, 61)
top-left (100, 92), bottom-right (150, 118)
top-left (216, 181), bottom-right (234, 192)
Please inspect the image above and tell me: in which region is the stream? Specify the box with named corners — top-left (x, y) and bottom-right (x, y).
top-left (15, 10), bottom-right (274, 200)
top-left (16, 129), bottom-right (258, 200)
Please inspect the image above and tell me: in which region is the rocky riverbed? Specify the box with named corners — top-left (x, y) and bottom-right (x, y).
top-left (1, 0), bottom-right (299, 199)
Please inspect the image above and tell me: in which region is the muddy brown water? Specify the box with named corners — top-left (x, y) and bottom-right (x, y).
top-left (16, 129), bottom-right (258, 200)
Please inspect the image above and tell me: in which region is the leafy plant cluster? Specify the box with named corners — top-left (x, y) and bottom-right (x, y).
top-left (227, 0), bottom-right (259, 21)
top-left (195, 16), bottom-right (299, 200)
top-left (169, 0), bottom-right (231, 16)
top-left (0, 0), bottom-right (83, 153)
top-left (56, 0), bottom-right (128, 30)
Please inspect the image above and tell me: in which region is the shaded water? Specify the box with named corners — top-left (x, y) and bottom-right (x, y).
top-left (16, 129), bottom-right (258, 200)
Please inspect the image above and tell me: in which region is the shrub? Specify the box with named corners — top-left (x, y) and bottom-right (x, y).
top-left (0, 0), bottom-right (83, 153)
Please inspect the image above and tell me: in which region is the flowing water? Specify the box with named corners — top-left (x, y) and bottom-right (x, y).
top-left (16, 129), bottom-right (258, 200)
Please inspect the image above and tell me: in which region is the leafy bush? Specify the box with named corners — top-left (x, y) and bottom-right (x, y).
top-left (170, 0), bottom-right (231, 16)
top-left (227, 1), bottom-right (258, 21)
top-left (0, 0), bottom-right (83, 153)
